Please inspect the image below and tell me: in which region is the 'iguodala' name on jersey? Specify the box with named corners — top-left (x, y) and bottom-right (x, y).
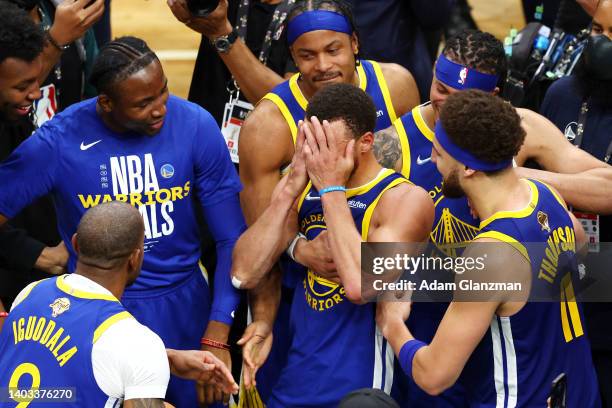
top-left (77, 153), bottom-right (190, 241)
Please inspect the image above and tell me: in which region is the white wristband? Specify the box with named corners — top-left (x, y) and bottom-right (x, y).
top-left (287, 233), bottom-right (306, 261)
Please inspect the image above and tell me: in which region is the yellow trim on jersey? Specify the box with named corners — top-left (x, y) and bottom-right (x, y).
top-left (361, 177), bottom-right (410, 240)
top-left (289, 73), bottom-right (308, 111)
top-left (412, 105), bottom-right (434, 142)
top-left (262, 93), bottom-right (298, 143)
top-left (370, 60), bottom-right (397, 123)
top-left (56, 275), bottom-right (119, 301)
top-left (473, 230), bottom-right (530, 263)
top-left (537, 180), bottom-right (568, 210)
top-left (346, 168), bottom-right (395, 198)
top-left (357, 62), bottom-right (367, 90)
top-left (393, 117), bottom-right (411, 178)
top-left (14, 278), bottom-right (47, 306)
top-left (297, 181), bottom-right (312, 213)
top-left (93, 311), bottom-right (133, 344)
top-left (479, 180), bottom-right (539, 230)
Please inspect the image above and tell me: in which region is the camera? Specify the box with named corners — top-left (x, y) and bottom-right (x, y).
top-left (186, 0), bottom-right (220, 17)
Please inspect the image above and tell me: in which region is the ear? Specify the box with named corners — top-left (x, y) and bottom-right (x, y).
top-left (463, 167), bottom-right (477, 177)
top-left (97, 93), bottom-right (114, 113)
top-left (359, 132), bottom-right (374, 152)
top-left (351, 32), bottom-right (359, 55)
top-left (71, 234), bottom-right (79, 255)
top-left (127, 248), bottom-right (141, 272)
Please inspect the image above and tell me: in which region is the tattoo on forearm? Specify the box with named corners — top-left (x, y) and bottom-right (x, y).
top-left (373, 127), bottom-right (402, 171)
top-left (123, 398), bottom-right (165, 408)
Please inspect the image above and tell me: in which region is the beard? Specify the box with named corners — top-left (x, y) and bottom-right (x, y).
top-left (441, 169), bottom-right (465, 198)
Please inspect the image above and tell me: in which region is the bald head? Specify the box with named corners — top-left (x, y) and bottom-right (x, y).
top-left (76, 202), bottom-right (144, 269)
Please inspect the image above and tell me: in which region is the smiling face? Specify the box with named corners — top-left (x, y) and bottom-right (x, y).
top-left (290, 30), bottom-right (359, 96)
top-left (0, 55), bottom-right (42, 121)
top-left (99, 59), bottom-right (169, 136)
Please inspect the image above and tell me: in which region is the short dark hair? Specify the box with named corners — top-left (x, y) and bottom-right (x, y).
top-left (439, 89), bottom-right (525, 172)
top-left (442, 29), bottom-right (508, 88)
top-left (306, 83), bottom-right (376, 138)
top-left (0, 1), bottom-right (43, 65)
top-left (89, 36), bottom-right (158, 95)
top-left (286, 0), bottom-right (360, 58)
top-left (76, 201), bottom-right (144, 270)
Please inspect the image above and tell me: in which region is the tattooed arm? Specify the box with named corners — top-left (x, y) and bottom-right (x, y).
top-left (373, 125), bottom-right (403, 173)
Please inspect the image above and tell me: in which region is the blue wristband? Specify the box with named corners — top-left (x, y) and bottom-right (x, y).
top-left (318, 186), bottom-right (346, 196)
top-left (399, 339), bottom-right (427, 379)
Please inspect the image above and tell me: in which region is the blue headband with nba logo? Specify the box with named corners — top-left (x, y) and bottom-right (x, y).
top-left (435, 121), bottom-right (513, 172)
top-left (287, 10), bottom-right (352, 45)
top-left (435, 54), bottom-right (499, 92)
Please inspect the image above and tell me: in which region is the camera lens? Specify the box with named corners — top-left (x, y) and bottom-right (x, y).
top-left (186, 0), bottom-right (220, 17)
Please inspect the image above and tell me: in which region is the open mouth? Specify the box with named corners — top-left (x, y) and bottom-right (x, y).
top-left (315, 73), bottom-right (341, 82)
top-left (15, 105), bottom-right (32, 115)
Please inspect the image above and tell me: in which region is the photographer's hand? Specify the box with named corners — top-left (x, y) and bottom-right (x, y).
top-left (167, 0), bottom-right (232, 39)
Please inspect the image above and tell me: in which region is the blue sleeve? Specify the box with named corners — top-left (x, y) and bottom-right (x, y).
top-left (202, 194), bottom-right (247, 324)
top-left (193, 109), bottom-right (242, 206)
top-left (0, 124), bottom-right (59, 218)
top-left (193, 108), bottom-right (245, 324)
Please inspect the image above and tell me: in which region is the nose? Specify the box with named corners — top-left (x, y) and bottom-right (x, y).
top-left (431, 146), bottom-right (438, 164)
top-left (27, 83), bottom-right (41, 102)
top-left (151, 99), bottom-right (167, 119)
top-left (315, 54), bottom-right (333, 72)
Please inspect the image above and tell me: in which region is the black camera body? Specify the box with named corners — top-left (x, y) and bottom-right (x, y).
top-left (186, 0), bottom-right (220, 17)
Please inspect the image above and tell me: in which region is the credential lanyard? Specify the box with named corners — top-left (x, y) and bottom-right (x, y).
top-left (573, 99), bottom-right (612, 164)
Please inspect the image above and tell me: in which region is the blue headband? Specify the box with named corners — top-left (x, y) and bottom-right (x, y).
top-left (435, 54), bottom-right (499, 92)
top-left (435, 121), bottom-right (513, 172)
top-left (287, 10), bottom-right (352, 45)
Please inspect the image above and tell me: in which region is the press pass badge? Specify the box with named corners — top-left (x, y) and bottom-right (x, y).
top-left (221, 94), bottom-right (253, 164)
top-left (573, 211), bottom-right (600, 253)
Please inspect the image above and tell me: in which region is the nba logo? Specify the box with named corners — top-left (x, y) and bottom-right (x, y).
top-left (458, 67), bottom-right (468, 85)
top-left (160, 164), bottom-right (175, 179)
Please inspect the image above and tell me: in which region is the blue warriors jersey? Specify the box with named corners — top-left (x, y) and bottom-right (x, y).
top-left (0, 275), bottom-right (132, 407)
top-left (460, 179), bottom-right (600, 407)
top-left (393, 106), bottom-right (476, 408)
top-left (0, 96), bottom-right (241, 292)
top-left (263, 59), bottom-right (398, 143)
top-left (268, 169), bottom-right (409, 408)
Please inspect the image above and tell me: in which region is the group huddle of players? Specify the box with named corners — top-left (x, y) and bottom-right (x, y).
top-left (0, 0), bottom-right (610, 407)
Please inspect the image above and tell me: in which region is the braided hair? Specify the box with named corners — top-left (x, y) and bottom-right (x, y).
top-left (442, 29), bottom-right (508, 88)
top-left (89, 36), bottom-right (158, 95)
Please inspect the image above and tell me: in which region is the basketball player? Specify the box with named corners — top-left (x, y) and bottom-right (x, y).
top-left (232, 83), bottom-right (433, 407)
top-left (0, 37), bottom-right (246, 406)
top-left (374, 29), bottom-right (612, 215)
top-left (0, 202), bottom-right (238, 407)
top-left (377, 90), bottom-right (600, 407)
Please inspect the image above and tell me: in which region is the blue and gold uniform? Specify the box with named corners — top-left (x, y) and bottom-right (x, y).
top-left (0, 276), bottom-right (132, 407)
top-left (257, 61), bottom-right (397, 400)
top-left (392, 106), bottom-right (475, 407)
top-left (460, 179), bottom-right (600, 407)
top-left (268, 169), bottom-right (409, 408)
top-left (263, 59), bottom-right (398, 141)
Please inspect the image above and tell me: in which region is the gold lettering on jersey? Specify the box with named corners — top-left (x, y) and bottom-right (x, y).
top-left (300, 213), bottom-right (326, 231)
top-left (538, 226), bottom-right (576, 284)
top-left (77, 181), bottom-right (191, 209)
top-left (303, 270), bottom-right (346, 311)
top-left (13, 315), bottom-right (78, 367)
